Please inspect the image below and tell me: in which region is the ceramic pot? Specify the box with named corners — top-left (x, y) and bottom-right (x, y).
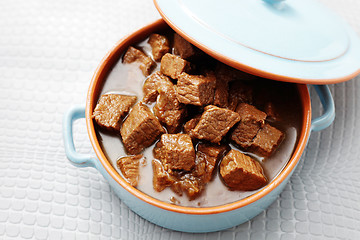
top-left (63, 19), bottom-right (335, 233)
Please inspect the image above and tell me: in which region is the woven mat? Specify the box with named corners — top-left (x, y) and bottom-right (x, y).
top-left (0, 0), bottom-right (359, 239)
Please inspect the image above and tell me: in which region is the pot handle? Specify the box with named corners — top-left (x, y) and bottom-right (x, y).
top-left (63, 105), bottom-right (97, 168)
top-left (311, 85), bottom-right (335, 132)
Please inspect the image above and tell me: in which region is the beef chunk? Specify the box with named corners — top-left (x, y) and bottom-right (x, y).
top-left (183, 115), bottom-right (201, 135)
top-left (123, 46), bottom-right (156, 76)
top-left (120, 102), bottom-right (165, 154)
top-left (191, 105), bottom-right (240, 144)
top-left (227, 81), bottom-right (253, 111)
top-left (215, 63), bottom-right (241, 83)
top-left (212, 64), bottom-right (239, 108)
top-left (160, 53), bottom-right (190, 79)
top-left (92, 94), bottom-right (137, 132)
top-left (194, 143), bottom-right (229, 184)
top-left (152, 159), bottom-right (176, 192)
top-left (153, 134), bottom-right (195, 171)
top-left (171, 174), bottom-right (204, 200)
top-left (264, 102), bottom-right (280, 122)
top-left (148, 33), bottom-right (170, 61)
top-left (153, 75), bottom-right (186, 133)
top-left (250, 123), bottom-right (284, 157)
top-left (213, 75), bottom-right (229, 108)
top-left (220, 150), bottom-right (267, 191)
top-left (142, 71), bottom-right (166, 103)
top-left (231, 103), bottom-right (267, 149)
top-left (215, 62), bottom-right (258, 83)
top-left (173, 33), bottom-right (202, 60)
top-left (176, 72), bottom-right (216, 106)
top-left (117, 155), bottom-right (144, 187)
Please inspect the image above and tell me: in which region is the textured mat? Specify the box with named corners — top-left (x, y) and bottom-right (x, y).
top-left (0, 0), bottom-right (359, 239)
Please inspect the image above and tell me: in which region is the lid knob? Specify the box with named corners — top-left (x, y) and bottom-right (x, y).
top-left (263, 0), bottom-right (285, 3)
top-left (263, 0), bottom-right (285, 8)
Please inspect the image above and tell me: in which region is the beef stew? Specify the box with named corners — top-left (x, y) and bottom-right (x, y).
top-left (92, 29), bottom-right (303, 207)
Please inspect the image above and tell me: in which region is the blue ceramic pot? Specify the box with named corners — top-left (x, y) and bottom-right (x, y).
top-left (63, 19), bottom-right (335, 233)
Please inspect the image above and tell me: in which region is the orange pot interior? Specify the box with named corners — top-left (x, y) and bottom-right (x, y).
top-left (86, 19), bottom-right (312, 215)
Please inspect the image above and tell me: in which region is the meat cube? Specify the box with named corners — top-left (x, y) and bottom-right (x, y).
top-left (227, 81), bottom-right (253, 111)
top-left (153, 134), bottom-right (195, 171)
top-left (213, 75), bottom-right (229, 108)
top-left (142, 71), bottom-right (166, 103)
top-left (171, 174), bottom-right (204, 200)
top-left (152, 159), bottom-right (176, 192)
top-left (215, 63), bottom-right (240, 84)
top-left (160, 53), bottom-right (190, 79)
top-left (194, 143), bottom-right (229, 183)
top-left (148, 33), bottom-right (170, 61)
top-left (250, 123), bottom-right (284, 157)
top-left (183, 115), bottom-right (201, 135)
top-left (215, 62), bottom-right (258, 83)
top-left (191, 105), bottom-right (240, 144)
top-left (176, 72), bottom-right (216, 106)
top-left (231, 103), bottom-right (267, 149)
top-left (153, 75), bottom-right (186, 133)
top-left (117, 155), bottom-right (144, 187)
top-left (264, 102), bottom-right (280, 122)
top-left (92, 94), bottom-right (137, 132)
top-left (120, 102), bottom-right (165, 154)
top-left (173, 33), bottom-right (202, 60)
top-left (123, 46), bottom-right (156, 76)
top-left (220, 149), bottom-right (267, 191)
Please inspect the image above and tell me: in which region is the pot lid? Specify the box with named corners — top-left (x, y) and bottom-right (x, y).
top-left (154, 0), bottom-right (360, 84)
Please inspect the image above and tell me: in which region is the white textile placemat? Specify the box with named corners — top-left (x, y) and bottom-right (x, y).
top-left (0, 0), bottom-right (359, 239)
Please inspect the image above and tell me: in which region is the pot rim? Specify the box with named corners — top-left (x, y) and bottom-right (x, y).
top-left (85, 19), bottom-right (312, 215)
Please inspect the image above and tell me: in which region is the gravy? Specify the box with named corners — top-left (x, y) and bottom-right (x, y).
top-left (94, 33), bottom-right (303, 207)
